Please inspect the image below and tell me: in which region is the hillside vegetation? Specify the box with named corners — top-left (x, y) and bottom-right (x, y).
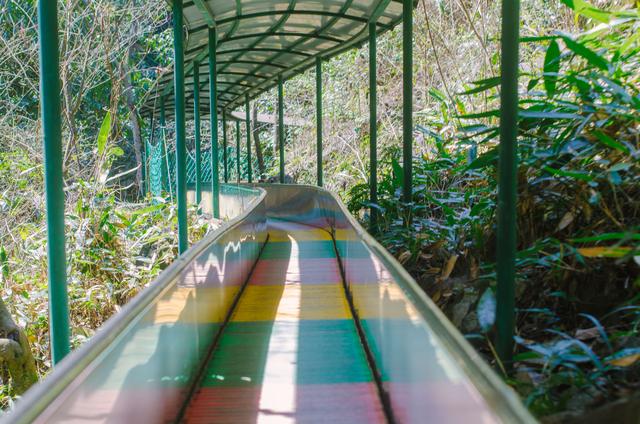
top-left (1, 0), bottom-right (638, 420)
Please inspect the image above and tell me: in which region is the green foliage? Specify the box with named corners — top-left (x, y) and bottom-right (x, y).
top-left (348, 2), bottom-right (640, 418)
top-left (0, 148), bottom-right (210, 381)
top-left (96, 111), bottom-right (112, 157)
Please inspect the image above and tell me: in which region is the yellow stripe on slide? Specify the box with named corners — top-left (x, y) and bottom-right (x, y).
top-left (150, 287), bottom-right (240, 324)
top-left (268, 228), bottom-right (333, 242)
top-left (334, 228), bottom-right (357, 241)
top-left (351, 283), bottom-right (422, 322)
top-left (232, 284), bottom-right (352, 322)
top-left (267, 227), bottom-right (356, 242)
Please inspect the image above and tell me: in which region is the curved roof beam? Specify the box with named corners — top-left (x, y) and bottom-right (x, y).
top-left (219, 0), bottom-right (357, 104)
top-left (215, 60), bottom-right (287, 70)
top-left (190, 9), bottom-right (373, 35)
top-left (149, 0), bottom-right (405, 113)
top-left (217, 47), bottom-right (312, 57)
top-left (224, 31), bottom-right (344, 45)
top-left (224, 0), bottom-right (396, 109)
top-left (185, 31), bottom-right (345, 105)
top-left (191, 0), bottom-right (216, 27)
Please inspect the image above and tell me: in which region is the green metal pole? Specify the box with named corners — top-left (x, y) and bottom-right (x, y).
top-left (402, 0), bottom-right (413, 204)
top-left (38, 0), bottom-right (70, 364)
top-left (316, 57), bottom-right (323, 187)
top-left (173, 0), bottom-right (188, 254)
top-left (194, 62), bottom-right (202, 209)
top-left (278, 75), bottom-right (285, 184)
top-left (236, 120), bottom-right (241, 183)
top-left (223, 111), bottom-right (228, 184)
top-left (141, 121), bottom-right (147, 197)
top-left (245, 94), bottom-right (252, 184)
top-left (496, 0), bottom-right (521, 369)
top-left (209, 27), bottom-right (220, 218)
top-left (159, 97), bottom-right (169, 196)
top-left (146, 138), bottom-right (151, 194)
top-left (369, 23), bottom-right (378, 233)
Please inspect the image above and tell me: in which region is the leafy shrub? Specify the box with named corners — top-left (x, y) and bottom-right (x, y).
top-left (348, 3), bottom-right (640, 418)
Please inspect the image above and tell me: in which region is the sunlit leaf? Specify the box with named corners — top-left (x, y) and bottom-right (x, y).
top-left (559, 0), bottom-right (610, 23)
top-left (577, 246), bottom-right (633, 258)
top-left (606, 348), bottom-right (640, 367)
top-left (96, 111), bottom-right (112, 156)
top-left (428, 87), bottom-right (446, 103)
top-left (477, 288), bottom-right (496, 333)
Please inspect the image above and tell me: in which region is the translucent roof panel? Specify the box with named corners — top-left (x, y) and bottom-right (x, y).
top-left (142, 0), bottom-right (406, 118)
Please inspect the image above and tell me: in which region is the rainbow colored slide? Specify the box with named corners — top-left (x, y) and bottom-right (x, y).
top-left (6, 185), bottom-right (534, 424)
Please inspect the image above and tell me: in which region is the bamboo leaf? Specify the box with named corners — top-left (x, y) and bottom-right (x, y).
top-left (544, 40), bottom-right (561, 97)
top-left (571, 233), bottom-right (640, 243)
top-left (458, 110), bottom-right (500, 119)
top-left (97, 111), bottom-right (112, 156)
top-left (465, 147), bottom-right (498, 170)
top-left (459, 77), bottom-right (501, 96)
top-left (577, 246), bottom-right (633, 258)
top-left (520, 110), bottom-right (583, 120)
top-left (606, 348), bottom-right (640, 367)
top-left (560, 0), bottom-right (610, 23)
top-left (593, 130), bottom-right (630, 153)
top-left (561, 35), bottom-right (610, 71)
top-left (543, 165), bottom-right (593, 181)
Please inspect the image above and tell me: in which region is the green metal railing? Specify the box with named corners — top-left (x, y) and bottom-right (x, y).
top-left (150, 148), bottom-right (222, 196)
top-left (37, 0), bottom-right (520, 369)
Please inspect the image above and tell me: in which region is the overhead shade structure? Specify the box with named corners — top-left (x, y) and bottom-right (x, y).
top-left (142, 0), bottom-right (406, 119)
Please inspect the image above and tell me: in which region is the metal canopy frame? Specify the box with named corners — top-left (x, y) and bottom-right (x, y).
top-left (142, 0), bottom-right (405, 119)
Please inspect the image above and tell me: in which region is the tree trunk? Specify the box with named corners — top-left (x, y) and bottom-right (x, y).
top-left (251, 105), bottom-right (265, 179)
top-left (0, 298), bottom-right (38, 395)
top-left (123, 44), bottom-right (144, 195)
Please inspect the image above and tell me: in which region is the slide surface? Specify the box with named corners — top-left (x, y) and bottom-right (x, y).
top-left (5, 185), bottom-right (533, 424)
top-left (184, 219), bottom-right (385, 423)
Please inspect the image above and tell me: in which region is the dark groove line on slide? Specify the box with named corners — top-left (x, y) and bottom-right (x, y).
top-left (331, 234), bottom-right (397, 424)
top-left (174, 234), bottom-right (271, 423)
